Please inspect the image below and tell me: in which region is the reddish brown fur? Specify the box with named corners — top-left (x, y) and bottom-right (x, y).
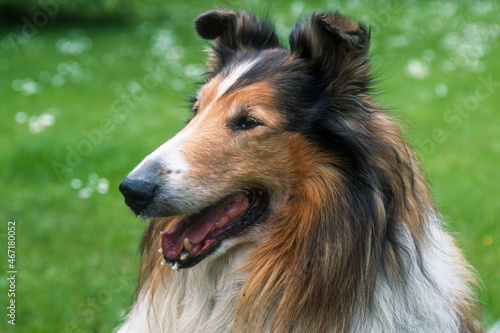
top-left (232, 115), bottom-right (434, 332)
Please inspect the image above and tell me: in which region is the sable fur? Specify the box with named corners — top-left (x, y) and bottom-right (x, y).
top-left (117, 9), bottom-right (483, 333)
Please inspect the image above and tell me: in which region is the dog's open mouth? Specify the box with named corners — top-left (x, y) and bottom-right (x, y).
top-left (159, 190), bottom-right (268, 270)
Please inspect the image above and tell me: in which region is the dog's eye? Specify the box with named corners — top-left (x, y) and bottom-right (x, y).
top-left (233, 116), bottom-right (262, 130)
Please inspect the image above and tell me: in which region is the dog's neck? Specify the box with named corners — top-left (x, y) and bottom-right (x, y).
top-left (117, 220), bottom-right (474, 333)
top-left (120, 243), bottom-right (255, 333)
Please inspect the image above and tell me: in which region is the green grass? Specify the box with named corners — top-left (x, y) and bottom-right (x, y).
top-left (0, 0), bottom-right (499, 331)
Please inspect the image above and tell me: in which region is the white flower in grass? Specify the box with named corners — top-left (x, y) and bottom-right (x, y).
top-left (78, 188), bottom-right (93, 199)
top-left (39, 113), bottom-right (55, 127)
top-left (97, 178), bottom-right (109, 194)
top-left (434, 83), bottom-right (448, 98)
top-left (15, 112), bottom-right (28, 124)
top-left (406, 59), bottom-right (430, 80)
top-left (70, 178), bottom-right (83, 189)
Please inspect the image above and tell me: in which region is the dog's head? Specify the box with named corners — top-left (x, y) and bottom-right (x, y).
top-left (120, 9), bottom-right (373, 269)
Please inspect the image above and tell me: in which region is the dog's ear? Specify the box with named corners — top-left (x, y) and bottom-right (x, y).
top-left (289, 11), bottom-right (371, 95)
top-left (194, 9), bottom-right (280, 76)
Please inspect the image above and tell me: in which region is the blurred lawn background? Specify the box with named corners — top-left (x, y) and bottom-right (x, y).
top-left (0, 0), bottom-right (498, 331)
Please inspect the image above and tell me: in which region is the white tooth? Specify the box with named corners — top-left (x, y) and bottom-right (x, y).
top-left (234, 192), bottom-right (245, 202)
top-left (215, 216), bottom-right (228, 228)
top-left (180, 253), bottom-right (188, 261)
top-left (158, 248), bottom-right (163, 254)
top-left (172, 262), bottom-right (179, 271)
top-left (160, 259), bottom-right (166, 266)
top-left (184, 238), bottom-right (193, 251)
top-left (160, 231), bottom-right (164, 235)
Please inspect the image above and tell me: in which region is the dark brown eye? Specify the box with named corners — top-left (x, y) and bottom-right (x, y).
top-left (233, 116), bottom-right (262, 130)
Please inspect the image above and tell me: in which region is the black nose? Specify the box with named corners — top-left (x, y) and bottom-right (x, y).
top-left (119, 177), bottom-right (157, 215)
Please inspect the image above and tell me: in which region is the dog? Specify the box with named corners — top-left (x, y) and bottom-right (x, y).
top-left (117, 9), bottom-right (483, 333)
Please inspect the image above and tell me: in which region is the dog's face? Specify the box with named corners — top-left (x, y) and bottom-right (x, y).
top-left (120, 51), bottom-right (310, 268)
top-left (120, 9), bottom-right (371, 269)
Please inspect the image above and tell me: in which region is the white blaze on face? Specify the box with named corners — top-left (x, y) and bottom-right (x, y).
top-left (215, 57), bottom-right (262, 100)
top-left (129, 129), bottom-right (191, 186)
top-left (190, 57), bottom-right (262, 127)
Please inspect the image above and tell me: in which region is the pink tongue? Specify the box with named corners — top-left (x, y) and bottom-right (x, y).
top-left (162, 194), bottom-right (250, 260)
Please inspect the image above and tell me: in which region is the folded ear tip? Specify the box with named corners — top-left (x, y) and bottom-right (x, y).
top-left (311, 11), bottom-right (369, 48)
top-left (194, 9), bottom-right (235, 40)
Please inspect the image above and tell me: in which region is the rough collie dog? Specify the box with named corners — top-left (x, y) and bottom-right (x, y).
top-left (117, 9), bottom-right (483, 333)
